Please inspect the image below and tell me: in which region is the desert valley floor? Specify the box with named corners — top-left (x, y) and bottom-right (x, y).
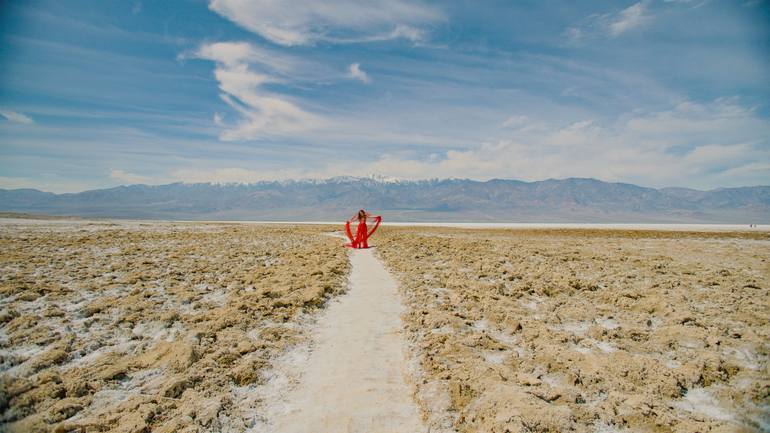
top-left (0, 219), bottom-right (768, 433)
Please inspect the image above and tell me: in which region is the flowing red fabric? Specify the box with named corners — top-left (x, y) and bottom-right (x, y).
top-left (344, 213), bottom-right (381, 249)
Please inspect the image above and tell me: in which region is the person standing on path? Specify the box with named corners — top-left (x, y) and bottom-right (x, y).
top-left (345, 209), bottom-right (382, 249)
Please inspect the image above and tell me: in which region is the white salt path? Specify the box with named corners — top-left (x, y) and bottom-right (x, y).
top-left (261, 248), bottom-right (426, 433)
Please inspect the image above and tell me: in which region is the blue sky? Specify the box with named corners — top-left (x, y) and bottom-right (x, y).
top-left (1, 0), bottom-right (768, 192)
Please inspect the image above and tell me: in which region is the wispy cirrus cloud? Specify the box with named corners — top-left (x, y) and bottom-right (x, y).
top-left (110, 169), bottom-right (153, 184)
top-left (170, 167), bottom-right (315, 184)
top-left (135, 98), bottom-right (768, 190)
top-left (191, 41), bottom-right (296, 72)
top-left (189, 41), bottom-right (325, 141)
top-left (0, 110), bottom-right (34, 124)
top-left (347, 63), bottom-right (370, 83)
top-left (207, 0), bottom-right (443, 46)
top-left (3, 1), bottom-right (768, 194)
top-left (608, 2), bottom-right (652, 36)
top-left (339, 99), bottom-right (770, 189)
top-left (12, 96), bottom-right (764, 192)
top-left (567, 1), bottom-right (652, 42)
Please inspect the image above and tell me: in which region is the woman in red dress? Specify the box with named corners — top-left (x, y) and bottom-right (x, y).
top-left (345, 209), bottom-right (382, 249)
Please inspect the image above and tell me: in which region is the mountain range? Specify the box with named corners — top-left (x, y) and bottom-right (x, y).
top-left (1, 177), bottom-right (768, 223)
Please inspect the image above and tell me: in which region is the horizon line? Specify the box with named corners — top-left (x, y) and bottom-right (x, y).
top-left (2, 175), bottom-right (770, 195)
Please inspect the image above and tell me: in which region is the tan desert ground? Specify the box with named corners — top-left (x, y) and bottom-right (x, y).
top-left (1, 217), bottom-right (768, 432)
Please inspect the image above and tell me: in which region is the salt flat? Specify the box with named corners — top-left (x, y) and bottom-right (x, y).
top-left (255, 248), bottom-right (425, 433)
top-left (4, 217), bottom-right (768, 232)
top-left (187, 220), bottom-right (770, 231)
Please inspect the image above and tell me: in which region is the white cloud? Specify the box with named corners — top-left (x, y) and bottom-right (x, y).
top-left (164, 98), bottom-right (769, 190)
top-left (348, 63), bottom-right (370, 83)
top-left (500, 115), bottom-right (549, 133)
top-left (388, 25), bottom-right (426, 43)
top-left (328, 25), bottom-right (429, 44)
top-left (567, 1), bottom-right (652, 42)
top-left (110, 169), bottom-right (153, 184)
top-left (565, 27), bottom-right (583, 42)
top-left (501, 115), bottom-right (529, 128)
top-left (207, 0), bottom-right (443, 46)
top-left (609, 2), bottom-right (651, 36)
top-left (623, 98), bottom-right (768, 149)
top-left (115, 98), bottom-right (768, 190)
top-left (338, 99), bottom-right (770, 189)
top-left (192, 41), bottom-right (324, 141)
top-left (0, 110), bottom-right (34, 124)
top-left (171, 167), bottom-right (315, 184)
top-left (170, 99), bottom-right (768, 189)
top-left (190, 41), bottom-right (296, 73)
top-left (716, 162), bottom-right (770, 182)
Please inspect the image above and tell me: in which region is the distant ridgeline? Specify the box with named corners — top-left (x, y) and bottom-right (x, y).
top-left (1, 177), bottom-right (768, 223)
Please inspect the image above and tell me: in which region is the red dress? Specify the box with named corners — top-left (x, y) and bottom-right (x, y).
top-left (345, 214), bottom-right (381, 249)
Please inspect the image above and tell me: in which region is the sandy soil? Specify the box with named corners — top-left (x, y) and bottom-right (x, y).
top-left (255, 247), bottom-right (424, 433)
top-left (377, 227), bottom-right (769, 433)
top-left (0, 220), bottom-right (349, 432)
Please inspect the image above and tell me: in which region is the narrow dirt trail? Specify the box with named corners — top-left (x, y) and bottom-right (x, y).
top-left (259, 248), bottom-right (426, 433)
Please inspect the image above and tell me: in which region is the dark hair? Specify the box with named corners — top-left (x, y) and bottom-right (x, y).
top-left (358, 209), bottom-right (366, 220)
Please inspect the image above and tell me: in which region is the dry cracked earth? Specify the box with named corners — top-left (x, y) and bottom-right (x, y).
top-left (1, 219), bottom-right (768, 433)
top-left (377, 227), bottom-right (769, 433)
top-left (0, 220), bottom-right (349, 433)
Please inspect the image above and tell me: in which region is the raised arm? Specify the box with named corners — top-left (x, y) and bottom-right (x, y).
top-left (366, 214), bottom-right (382, 238)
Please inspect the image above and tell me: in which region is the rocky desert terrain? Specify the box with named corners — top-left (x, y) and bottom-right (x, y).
top-left (377, 227), bottom-right (769, 433)
top-left (2, 219), bottom-right (768, 433)
top-left (0, 220), bottom-right (349, 432)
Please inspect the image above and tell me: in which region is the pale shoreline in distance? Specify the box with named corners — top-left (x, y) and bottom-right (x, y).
top-left (1, 217), bottom-right (769, 232)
